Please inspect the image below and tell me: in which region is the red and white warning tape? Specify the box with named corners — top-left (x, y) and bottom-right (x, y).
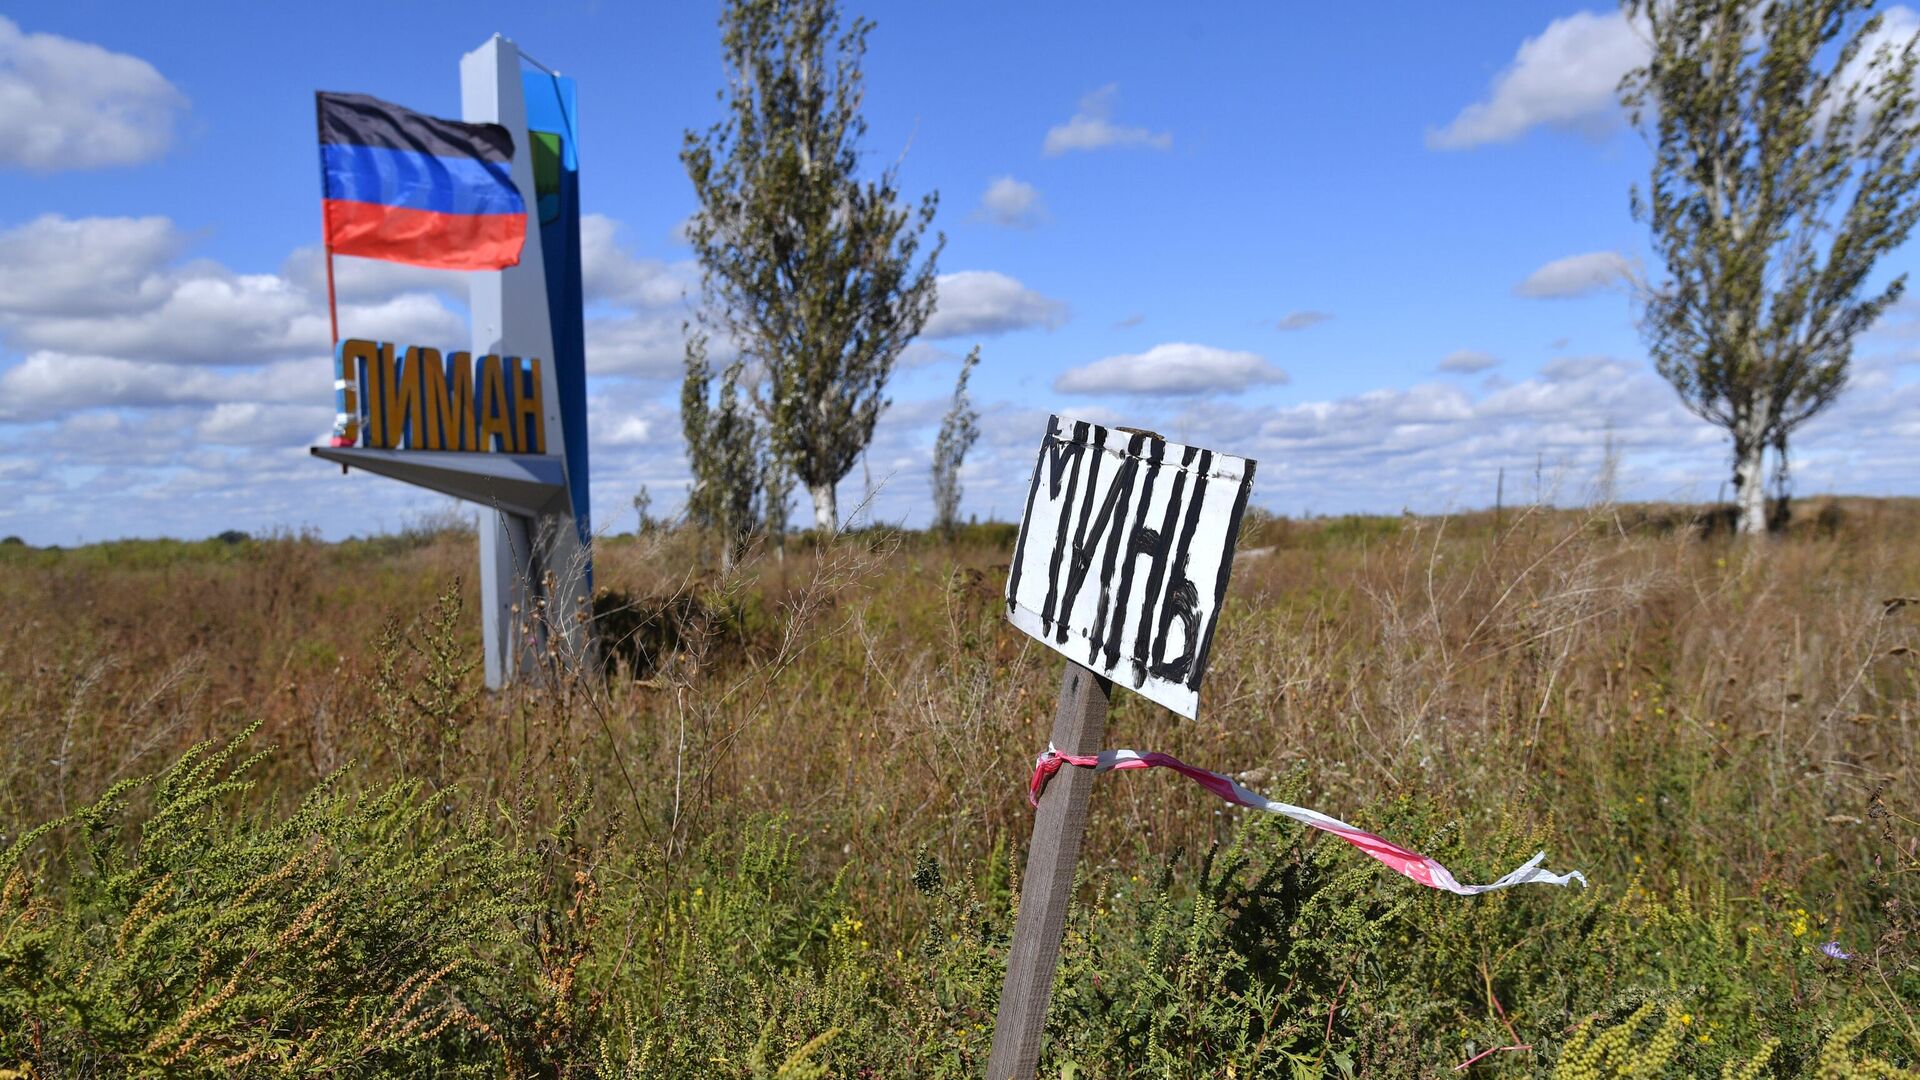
top-left (1030, 747), bottom-right (1587, 896)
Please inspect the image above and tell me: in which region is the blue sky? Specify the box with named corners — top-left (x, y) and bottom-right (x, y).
top-left (2, 1), bottom-right (1917, 544)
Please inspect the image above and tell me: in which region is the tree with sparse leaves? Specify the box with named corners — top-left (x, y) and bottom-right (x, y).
top-left (631, 486), bottom-right (654, 535)
top-left (931, 347), bottom-right (980, 537)
top-left (682, 0), bottom-right (943, 534)
top-left (681, 332), bottom-right (763, 571)
top-left (1622, 0), bottom-right (1920, 536)
top-left (763, 452), bottom-right (793, 557)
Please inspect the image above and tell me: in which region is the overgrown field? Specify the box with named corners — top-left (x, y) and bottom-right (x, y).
top-left (1, 500), bottom-right (1916, 1077)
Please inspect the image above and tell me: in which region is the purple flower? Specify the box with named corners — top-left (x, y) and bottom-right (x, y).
top-left (1821, 941), bottom-right (1853, 960)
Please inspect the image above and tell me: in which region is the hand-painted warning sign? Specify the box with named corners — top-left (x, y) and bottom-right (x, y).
top-left (1005, 416), bottom-right (1256, 719)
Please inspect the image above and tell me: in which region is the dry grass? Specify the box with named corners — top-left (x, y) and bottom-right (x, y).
top-left (1, 497), bottom-right (1916, 1073)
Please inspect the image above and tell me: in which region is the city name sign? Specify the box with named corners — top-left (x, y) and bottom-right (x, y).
top-left (331, 337), bottom-right (547, 454)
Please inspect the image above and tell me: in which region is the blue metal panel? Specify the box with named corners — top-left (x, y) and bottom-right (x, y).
top-left (523, 69), bottom-right (591, 582)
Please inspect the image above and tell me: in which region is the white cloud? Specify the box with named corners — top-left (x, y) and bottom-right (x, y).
top-left (1144, 356), bottom-right (1720, 512)
top-left (1515, 250), bottom-right (1632, 298)
top-left (0, 354), bottom-right (319, 421)
top-left (281, 247), bottom-right (466, 305)
top-left (0, 214), bottom-right (465, 366)
top-left (580, 213), bottom-right (695, 308)
top-left (11, 278), bottom-right (460, 365)
top-left (975, 176), bottom-right (1047, 228)
top-left (899, 342), bottom-right (961, 370)
top-left (1428, 11), bottom-right (1646, 150)
top-left (1276, 311), bottom-right (1332, 332)
top-left (0, 214), bottom-right (181, 316)
top-left (583, 395), bottom-right (675, 445)
top-left (586, 311), bottom-right (692, 378)
top-left (1538, 355), bottom-right (1619, 382)
top-left (195, 402), bottom-right (331, 447)
top-left (923, 271), bottom-right (1068, 338)
top-left (1821, 6), bottom-right (1920, 132)
top-left (1439, 349), bottom-right (1500, 373)
top-left (0, 17), bottom-right (187, 170)
top-left (1055, 343), bottom-right (1288, 396)
top-left (1044, 84), bottom-right (1172, 156)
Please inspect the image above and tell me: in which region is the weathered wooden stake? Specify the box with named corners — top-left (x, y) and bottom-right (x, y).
top-left (986, 660), bottom-right (1111, 1080)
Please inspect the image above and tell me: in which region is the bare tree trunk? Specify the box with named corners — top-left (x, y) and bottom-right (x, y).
top-left (1732, 422), bottom-right (1769, 538)
top-left (808, 480), bottom-right (837, 534)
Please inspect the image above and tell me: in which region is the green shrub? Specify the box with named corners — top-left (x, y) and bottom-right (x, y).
top-left (0, 727), bottom-right (556, 1076)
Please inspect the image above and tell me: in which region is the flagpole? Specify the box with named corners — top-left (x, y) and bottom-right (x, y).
top-left (324, 244), bottom-right (339, 345)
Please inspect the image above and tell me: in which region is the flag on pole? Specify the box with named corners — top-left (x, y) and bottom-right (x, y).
top-left (316, 92), bottom-right (526, 271)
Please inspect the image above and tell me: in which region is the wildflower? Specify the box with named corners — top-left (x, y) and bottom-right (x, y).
top-left (1790, 909), bottom-right (1809, 937)
top-left (1821, 941), bottom-right (1852, 960)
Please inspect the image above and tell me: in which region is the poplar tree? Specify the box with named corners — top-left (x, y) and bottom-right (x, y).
top-left (1622, 0), bottom-right (1920, 536)
top-left (680, 333), bottom-right (763, 571)
top-left (682, 0), bottom-right (944, 534)
top-left (930, 347), bottom-right (980, 537)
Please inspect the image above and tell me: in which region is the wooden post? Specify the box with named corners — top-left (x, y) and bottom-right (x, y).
top-left (986, 660), bottom-right (1111, 1080)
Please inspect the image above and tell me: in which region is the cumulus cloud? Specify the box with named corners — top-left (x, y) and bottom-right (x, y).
top-left (14, 279), bottom-right (460, 365)
top-left (1276, 310), bottom-right (1332, 332)
top-left (0, 354), bottom-right (319, 422)
top-left (1515, 250), bottom-right (1633, 298)
top-left (923, 271), bottom-right (1068, 338)
top-left (975, 176), bottom-right (1047, 228)
top-left (0, 214), bottom-right (181, 316)
top-left (196, 402), bottom-right (331, 447)
top-left (1439, 349), bottom-right (1500, 374)
top-left (1428, 10), bottom-right (1646, 150)
top-left (580, 213), bottom-right (695, 308)
top-left (898, 342), bottom-right (962, 370)
top-left (1539, 355), bottom-right (1620, 382)
top-left (587, 395), bottom-right (679, 450)
top-left (281, 247), bottom-right (465, 305)
top-left (1815, 5), bottom-right (1920, 135)
top-left (0, 17), bottom-right (188, 170)
top-left (585, 311), bottom-right (691, 378)
top-left (0, 219), bottom-right (1055, 540)
top-left (1044, 84), bottom-right (1172, 156)
top-left (0, 213), bottom-right (465, 365)
top-left (1055, 343), bottom-right (1288, 396)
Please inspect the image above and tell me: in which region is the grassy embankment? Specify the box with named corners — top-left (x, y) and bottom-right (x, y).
top-left (0, 499), bottom-right (1915, 1076)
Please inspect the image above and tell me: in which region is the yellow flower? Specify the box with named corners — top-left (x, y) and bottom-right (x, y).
top-left (693, 887), bottom-right (703, 898)
top-left (1680, 1013), bottom-right (1693, 1026)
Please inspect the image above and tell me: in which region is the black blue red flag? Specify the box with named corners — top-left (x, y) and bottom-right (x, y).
top-left (316, 91), bottom-right (526, 271)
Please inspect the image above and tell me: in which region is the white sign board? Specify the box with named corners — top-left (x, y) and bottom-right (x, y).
top-left (1005, 416), bottom-right (1256, 719)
